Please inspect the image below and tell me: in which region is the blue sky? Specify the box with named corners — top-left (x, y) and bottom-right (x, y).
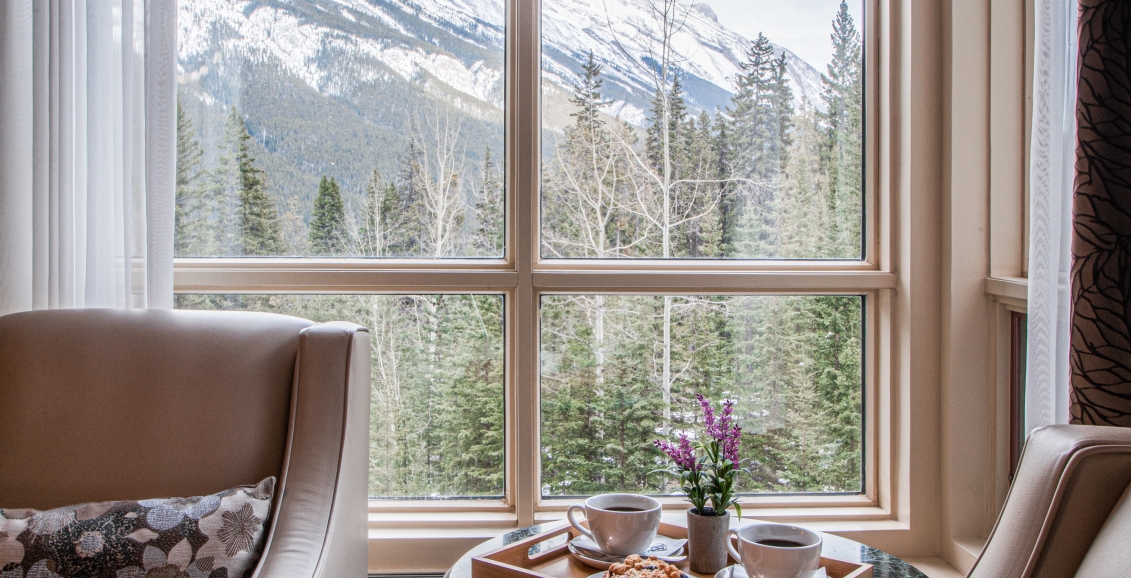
top-left (707, 0), bottom-right (865, 70)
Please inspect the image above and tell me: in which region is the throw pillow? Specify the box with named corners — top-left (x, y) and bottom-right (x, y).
top-left (0, 477), bottom-right (275, 578)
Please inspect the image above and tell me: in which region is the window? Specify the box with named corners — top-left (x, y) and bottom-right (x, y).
top-left (173, 0), bottom-right (879, 537)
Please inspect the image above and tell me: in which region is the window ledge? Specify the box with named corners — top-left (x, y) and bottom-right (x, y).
top-left (367, 514), bottom-right (909, 541)
top-left (368, 504), bottom-right (897, 533)
top-left (539, 507), bottom-right (893, 526)
top-left (982, 276), bottom-right (1027, 302)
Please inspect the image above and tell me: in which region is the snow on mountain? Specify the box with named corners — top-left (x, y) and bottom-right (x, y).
top-left (179, 0), bottom-right (506, 113)
top-left (178, 0), bottom-right (827, 130)
top-left (540, 0), bottom-right (825, 121)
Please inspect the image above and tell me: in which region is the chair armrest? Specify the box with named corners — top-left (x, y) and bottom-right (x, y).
top-left (253, 322), bottom-right (371, 578)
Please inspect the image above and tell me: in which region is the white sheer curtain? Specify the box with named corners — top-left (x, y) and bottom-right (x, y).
top-left (0, 0), bottom-right (175, 316)
top-left (1025, 0), bottom-right (1077, 434)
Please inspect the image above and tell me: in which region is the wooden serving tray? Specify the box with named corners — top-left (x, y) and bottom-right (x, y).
top-left (471, 522), bottom-right (873, 578)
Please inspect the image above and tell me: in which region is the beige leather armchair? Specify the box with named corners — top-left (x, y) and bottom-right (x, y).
top-left (968, 424), bottom-right (1131, 577)
top-left (0, 308), bottom-right (370, 578)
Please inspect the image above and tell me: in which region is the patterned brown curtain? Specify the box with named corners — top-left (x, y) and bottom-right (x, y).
top-left (1070, 0), bottom-right (1131, 426)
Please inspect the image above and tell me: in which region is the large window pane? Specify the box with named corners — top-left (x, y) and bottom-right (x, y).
top-left (176, 294), bottom-right (505, 499)
top-left (540, 294), bottom-right (863, 496)
top-left (540, 0), bottom-right (864, 259)
top-left (176, 1), bottom-right (505, 258)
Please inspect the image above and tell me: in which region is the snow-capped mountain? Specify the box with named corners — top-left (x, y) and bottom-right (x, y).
top-left (179, 0), bottom-right (824, 128)
top-left (176, 0), bottom-right (828, 212)
top-left (540, 0), bottom-right (824, 125)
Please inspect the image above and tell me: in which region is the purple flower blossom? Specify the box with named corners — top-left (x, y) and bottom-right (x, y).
top-left (654, 434), bottom-right (699, 472)
top-left (696, 393), bottom-right (715, 431)
top-left (722, 425), bottom-right (742, 463)
top-left (706, 399), bottom-right (736, 442)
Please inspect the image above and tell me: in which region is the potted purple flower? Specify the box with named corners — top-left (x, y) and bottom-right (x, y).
top-left (654, 394), bottom-right (743, 574)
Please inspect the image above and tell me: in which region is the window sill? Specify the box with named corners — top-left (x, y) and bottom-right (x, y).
top-left (368, 494), bottom-right (881, 529)
top-left (982, 276), bottom-right (1027, 305)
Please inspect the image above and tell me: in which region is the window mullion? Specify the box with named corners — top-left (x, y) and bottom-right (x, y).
top-left (509, 0), bottom-right (541, 527)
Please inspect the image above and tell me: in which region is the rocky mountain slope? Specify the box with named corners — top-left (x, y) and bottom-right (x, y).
top-left (177, 0), bottom-right (826, 211)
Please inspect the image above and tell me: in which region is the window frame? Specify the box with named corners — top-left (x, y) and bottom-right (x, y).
top-left (168, 0), bottom-right (924, 571)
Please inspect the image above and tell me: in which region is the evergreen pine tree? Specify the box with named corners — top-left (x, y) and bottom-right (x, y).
top-left (230, 107), bottom-right (286, 256)
top-left (645, 74), bottom-right (689, 172)
top-left (682, 110), bottom-right (721, 257)
top-left (570, 51), bottom-right (612, 132)
top-left (714, 109), bottom-right (739, 256)
top-left (310, 174), bottom-right (347, 254)
top-left (721, 33), bottom-right (787, 259)
top-left (820, 0), bottom-right (864, 257)
top-left (208, 107), bottom-right (247, 256)
top-left (767, 53), bottom-right (795, 174)
top-left (174, 99), bottom-right (204, 255)
top-left (728, 33), bottom-right (776, 181)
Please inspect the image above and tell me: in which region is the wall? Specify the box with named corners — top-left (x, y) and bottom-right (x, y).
top-left (938, 0), bottom-right (1030, 572)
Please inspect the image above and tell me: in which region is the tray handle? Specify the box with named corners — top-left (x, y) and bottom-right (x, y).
top-left (472, 522), bottom-right (576, 578)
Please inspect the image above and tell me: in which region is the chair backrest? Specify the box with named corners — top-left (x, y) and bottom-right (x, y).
top-left (0, 308), bottom-right (314, 510)
top-left (1073, 482), bottom-right (1131, 576)
top-left (968, 424), bottom-right (1131, 578)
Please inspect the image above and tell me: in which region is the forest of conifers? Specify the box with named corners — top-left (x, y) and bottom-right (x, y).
top-left (174, 2), bottom-right (864, 499)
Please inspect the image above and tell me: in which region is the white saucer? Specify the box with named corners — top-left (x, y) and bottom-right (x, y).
top-left (569, 543), bottom-right (687, 570)
top-left (572, 535), bottom-right (687, 557)
top-left (568, 536), bottom-right (687, 570)
top-left (713, 565), bottom-right (827, 578)
top-left (568, 542), bottom-right (617, 570)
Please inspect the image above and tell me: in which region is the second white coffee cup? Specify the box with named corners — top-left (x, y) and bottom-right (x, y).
top-left (567, 493), bottom-right (662, 556)
top-left (726, 523), bottom-right (822, 578)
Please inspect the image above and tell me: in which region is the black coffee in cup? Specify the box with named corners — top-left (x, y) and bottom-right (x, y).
top-left (727, 523), bottom-right (823, 578)
top-left (755, 538), bottom-right (807, 548)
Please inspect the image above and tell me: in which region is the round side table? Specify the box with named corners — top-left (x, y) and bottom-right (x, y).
top-left (446, 522), bottom-right (927, 578)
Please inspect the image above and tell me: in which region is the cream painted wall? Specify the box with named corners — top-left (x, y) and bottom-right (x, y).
top-left (938, 0), bottom-right (1030, 573)
top-left (940, 0), bottom-right (995, 570)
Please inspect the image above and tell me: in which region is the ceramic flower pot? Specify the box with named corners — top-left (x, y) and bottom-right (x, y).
top-left (687, 508), bottom-right (730, 574)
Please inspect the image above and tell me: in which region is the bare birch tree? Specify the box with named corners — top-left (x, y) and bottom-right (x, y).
top-left (412, 105), bottom-right (469, 258)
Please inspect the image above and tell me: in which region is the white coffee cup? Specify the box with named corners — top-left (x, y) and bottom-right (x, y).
top-left (566, 493), bottom-right (662, 556)
top-left (726, 523), bottom-right (822, 578)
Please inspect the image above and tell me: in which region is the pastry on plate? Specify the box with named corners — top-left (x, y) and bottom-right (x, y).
top-left (603, 554), bottom-right (682, 578)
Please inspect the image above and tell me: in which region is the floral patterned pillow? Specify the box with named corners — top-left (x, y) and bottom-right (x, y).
top-left (0, 477), bottom-right (275, 578)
